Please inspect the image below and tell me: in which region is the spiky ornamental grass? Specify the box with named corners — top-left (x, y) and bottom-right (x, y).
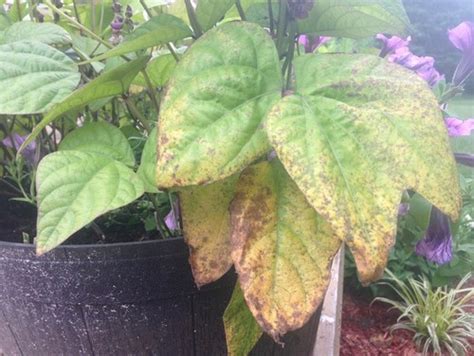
top-left (375, 270), bottom-right (474, 355)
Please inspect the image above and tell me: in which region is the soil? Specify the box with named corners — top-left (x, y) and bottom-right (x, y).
top-left (341, 292), bottom-right (420, 356)
top-left (0, 189), bottom-right (163, 245)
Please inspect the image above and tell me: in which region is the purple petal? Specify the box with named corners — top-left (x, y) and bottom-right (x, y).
top-left (445, 117), bottom-right (474, 136)
top-left (164, 199), bottom-right (180, 231)
top-left (398, 203), bottom-right (410, 216)
top-left (298, 35), bottom-right (330, 53)
top-left (415, 206), bottom-right (453, 265)
top-left (1, 133), bottom-right (36, 165)
top-left (448, 21), bottom-right (474, 54)
top-left (449, 22), bottom-right (474, 85)
top-left (376, 34), bottom-right (411, 58)
top-left (454, 152), bottom-right (474, 167)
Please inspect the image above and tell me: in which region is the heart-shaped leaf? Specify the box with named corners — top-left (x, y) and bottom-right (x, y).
top-left (179, 175), bottom-right (238, 286)
top-left (266, 54), bottom-right (460, 283)
top-left (0, 22), bottom-right (71, 45)
top-left (298, 0), bottom-right (410, 38)
top-left (20, 56), bottom-right (149, 153)
top-left (156, 22), bottom-right (282, 188)
top-left (231, 160), bottom-right (341, 339)
top-left (59, 122), bottom-right (136, 167)
top-left (36, 151), bottom-right (144, 255)
top-left (224, 284), bottom-right (263, 356)
top-left (92, 14), bottom-right (192, 61)
top-left (0, 41), bottom-right (80, 115)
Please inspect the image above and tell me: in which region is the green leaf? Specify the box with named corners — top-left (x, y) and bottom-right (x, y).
top-left (298, 0), bottom-right (410, 38)
top-left (20, 56), bottom-right (149, 153)
top-left (59, 122), bottom-right (136, 167)
top-left (408, 193), bottom-right (432, 231)
top-left (36, 151), bottom-right (144, 255)
top-left (0, 41), bottom-right (80, 115)
top-left (137, 127), bottom-right (159, 193)
top-left (224, 284), bottom-right (263, 356)
top-left (196, 0), bottom-right (235, 31)
top-left (0, 22), bottom-right (72, 45)
top-left (133, 54), bottom-right (177, 88)
top-left (156, 22), bottom-right (282, 188)
top-left (92, 14), bottom-right (192, 61)
top-left (179, 176), bottom-right (238, 286)
top-left (265, 54), bottom-right (461, 284)
top-left (0, 8), bottom-right (12, 31)
top-left (230, 160), bottom-right (341, 339)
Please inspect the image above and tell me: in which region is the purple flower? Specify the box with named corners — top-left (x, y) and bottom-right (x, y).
top-left (376, 34), bottom-right (411, 58)
top-left (389, 48), bottom-right (443, 87)
top-left (164, 199), bottom-right (180, 231)
top-left (1, 134), bottom-right (36, 165)
top-left (454, 153), bottom-right (474, 167)
top-left (398, 203), bottom-right (410, 216)
top-left (298, 35), bottom-right (330, 53)
top-left (415, 206), bottom-right (452, 265)
top-left (287, 0), bottom-right (314, 19)
top-left (448, 21), bottom-right (474, 86)
top-left (444, 117), bottom-right (474, 136)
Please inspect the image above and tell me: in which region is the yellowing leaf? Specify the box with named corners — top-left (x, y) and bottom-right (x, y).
top-left (179, 176), bottom-right (238, 286)
top-left (156, 22), bottom-right (281, 188)
top-left (224, 284), bottom-right (263, 356)
top-left (230, 160), bottom-right (341, 339)
top-left (266, 54), bottom-right (461, 284)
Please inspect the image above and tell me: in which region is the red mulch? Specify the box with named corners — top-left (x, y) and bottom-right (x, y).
top-left (340, 293), bottom-right (419, 356)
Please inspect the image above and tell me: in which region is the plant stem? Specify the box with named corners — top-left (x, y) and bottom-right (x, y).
top-left (90, 0), bottom-right (96, 33)
top-left (184, 0), bottom-right (203, 38)
top-left (123, 96), bottom-right (152, 133)
top-left (138, 0), bottom-right (179, 62)
top-left (26, 0), bottom-right (35, 21)
top-left (283, 21), bottom-right (296, 90)
top-left (15, 0), bottom-right (22, 21)
top-left (268, 0), bottom-right (274, 35)
top-left (276, 0), bottom-right (288, 56)
top-left (72, 0), bottom-right (82, 25)
top-left (236, 0), bottom-right (246, 21)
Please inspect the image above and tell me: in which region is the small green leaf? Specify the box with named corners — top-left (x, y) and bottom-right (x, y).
top-left (231, 160), bottom-right (341, 339)
top-left (265, 54), bottom-right (460, 284)
top-left (59, 122), bottom-right (136, 167)
top-left (224, 284), bottom-right (263, 356)
top-left (133, 54), bottom-right (177, 88)
top-left (0, 8), bottom-right (13, 31)
top-left (0, 41), bottom-right (80, 115)
top-left (196, 0), bottom-right (235, 31)
top-left (179, 176), bottom-right (238, 286)
top-left (157, 22), bottom-right (281, 188)
top-left (36, 151), bottom-right (144, 254)
top-left (298, 0), bottom-right (410, 38)
top-left (92, 14), bottom-right (192, 61)
top-left (0, 22), bottom-right (72, 45)
top-left (137, 127), bottom-right (159, 193)
top-left (20, 56), bottom-right (149, 153)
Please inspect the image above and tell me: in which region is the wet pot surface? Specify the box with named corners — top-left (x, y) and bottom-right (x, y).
top-left (0, 237), bottom-right (320, 355)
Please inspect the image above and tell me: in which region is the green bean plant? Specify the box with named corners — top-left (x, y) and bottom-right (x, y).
top-left (0, 0), bottom-right (470, 354)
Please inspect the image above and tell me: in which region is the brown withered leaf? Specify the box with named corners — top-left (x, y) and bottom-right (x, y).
top-left (179, 175), bottom-right (238, 286)
top-left (230, 160), bottom-right (341, 340)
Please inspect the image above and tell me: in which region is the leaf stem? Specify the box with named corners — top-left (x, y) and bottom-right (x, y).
top-left (276, 0), bottom-right (288, 56)
top-left (138, 0), bottom-right (179, 62)
top-left (236, 0), bottom-right (246, 21)
top-left (283, 21), bottom-right (296, 90)
top-left (72, 0), bottom-right (82, 25)
top-left (15, 0), bottom-right (22, 21)
top-left (268, 0), bottom-right (274, 35)
top-left (184, 0), bottom-right (203, 38)
top-left (123, 96), bottom-right (152, 133)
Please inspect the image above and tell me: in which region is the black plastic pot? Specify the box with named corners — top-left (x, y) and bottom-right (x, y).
top-left (0, 237), bottom-right (320, 355)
